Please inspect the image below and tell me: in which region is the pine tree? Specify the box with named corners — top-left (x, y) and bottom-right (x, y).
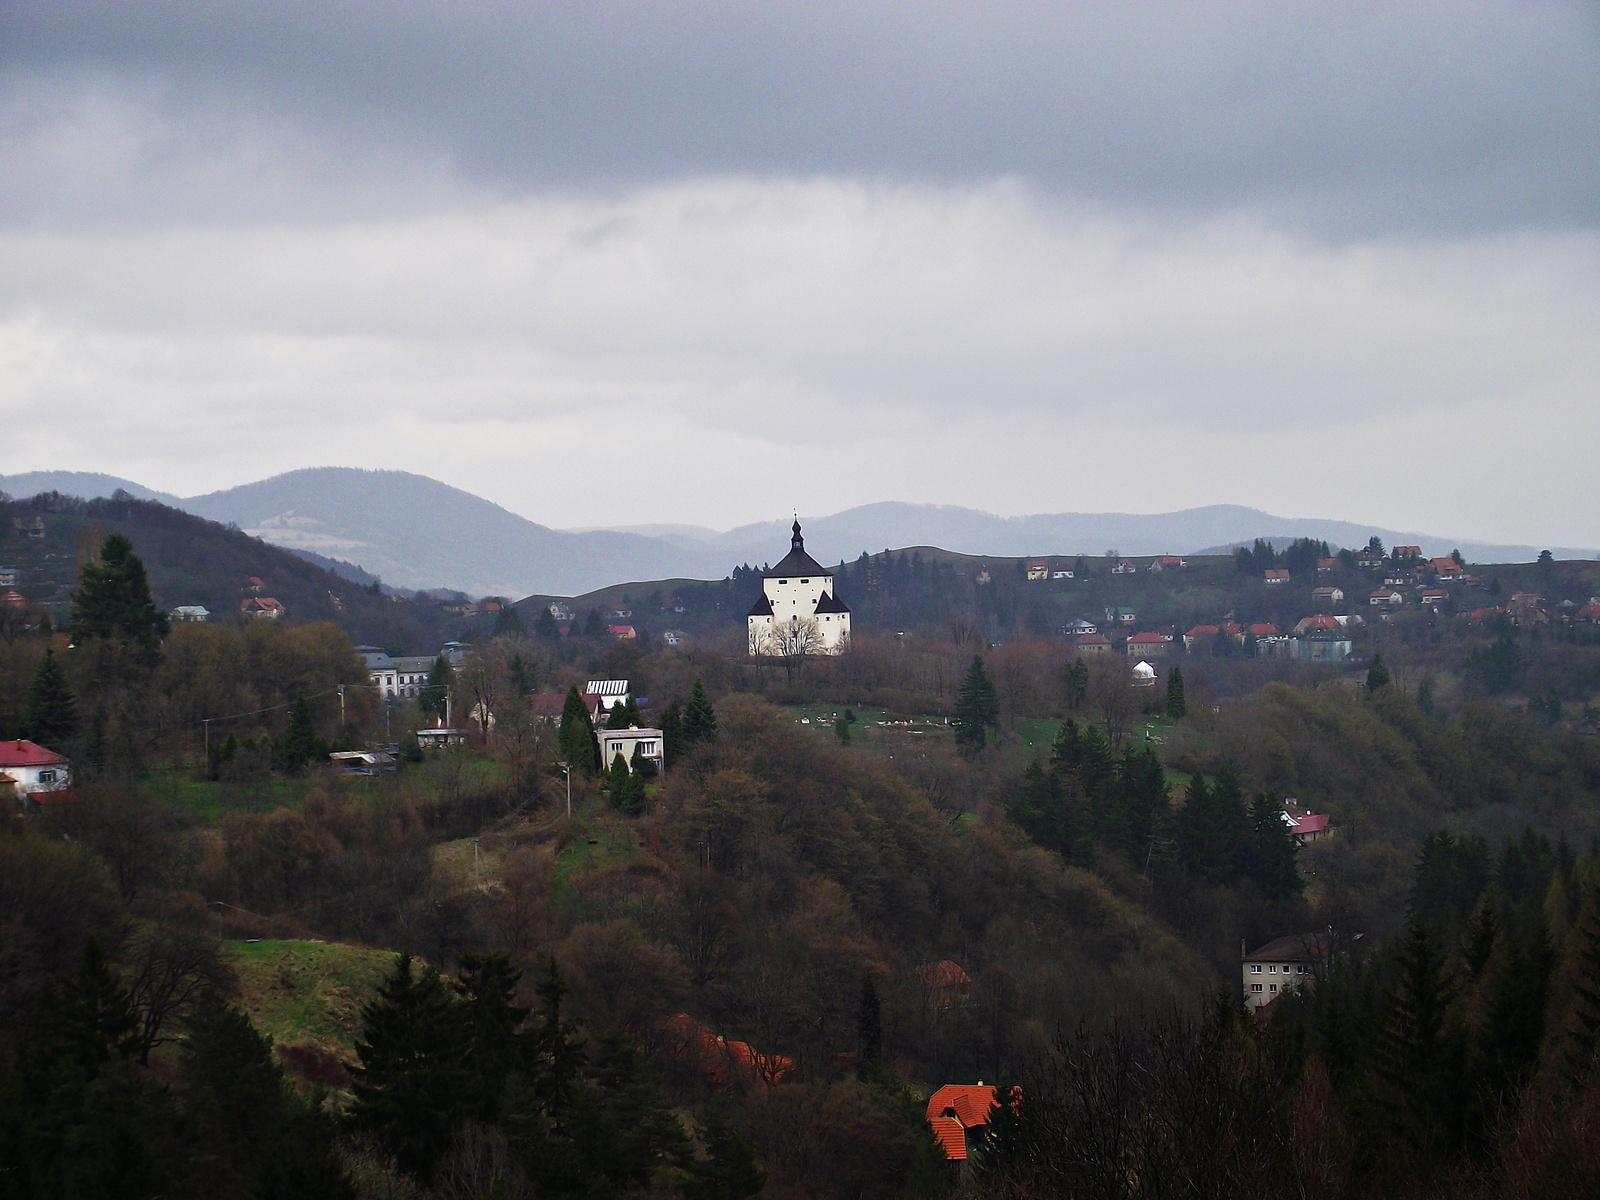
top-left (350, 952), bottom-right (473, 1182)
top-left (421, 654), bottom-right (453, 720)
top-left (559, 684), bottom-right (599, 773)
top-left (1246, 792), bottom-right (1302, 898)
top-left (857, 975), bottom-right (883, 1071)
top-left (28, 938), bottom-right (139, 1079)
top-left (1367, 653), bottom-right (1392, 692)
top-left (537, 606), bottom-right (562, 640)
top-left (953, 654), bottom-right (999, 758)
top-left (453, 953), bottom-right (532, 1122)
top-left (1376, 923), bottom-right (1465, 1159)
top-left (1067, 658), bottom-right (1089, 709)
top-left (276, 695), bottom-right (323, 771)
top-left (606, 696), bottom-right (643, 730)
top-left (660, 701), bottom-right (683, 767)
top-left (21, 646), bottom-right (77, 747)
top-left (683, 1102), bottom-right (766, 1200)
top-left (1563, 881), bottom-right (1600, 1087)
top-left (583, 607), bottom-right (605, 637)
top-left (69, 532), bottom-right (169, 648)
top-left (1165, 665), bottom-right (1186, 721)
top-left (508, 653), bottom-right (532, 696)
top-left (681, 678), bottom-right (718, 748)
top-left (1417, 677), bottom-right (1435, 717)
top-left (605, 752), bottom-right (632, 808)
top-left (835, 715), bottom-right (851, 745)
top-left (1176, 767), bottom-right (1250, 886)
top-left (495, 604), bottom-right (527, 638)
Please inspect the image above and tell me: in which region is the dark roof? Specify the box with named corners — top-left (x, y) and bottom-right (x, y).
top-left (1246, 934), bottom-right (1332, 962)
top-left (747, 593), bottom-right (774, 617)
top-left (814, 591), bottom-right (850, 614)
top-left (763, 520), bottom-right (828, 579)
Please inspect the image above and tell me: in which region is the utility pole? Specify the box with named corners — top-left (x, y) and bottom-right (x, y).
top-left (472, 836), bottom-right (480, 886)
top-left (557, 761), bottom-right (572, 819)
top-left (203, 718), bottom-right (211, 760)
top-left (337, 684), bottom-right (346, 730)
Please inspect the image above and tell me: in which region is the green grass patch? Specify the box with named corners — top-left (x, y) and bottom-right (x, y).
top-left (553, 814), bottom-right (639, 890)
top-left (226, 939), bottom-right (397, 1063)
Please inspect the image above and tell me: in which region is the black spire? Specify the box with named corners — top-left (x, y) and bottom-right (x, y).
top-left (791, 517), bottom-right (804, 553)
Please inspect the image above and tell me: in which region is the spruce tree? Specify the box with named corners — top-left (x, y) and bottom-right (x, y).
top-left (495, 604), bottom-right (527, 638)
top-left (683, 1102), bottom-right (766, 1200)
top-left (350, 952), bottom-right (472, 1182)
top-left (1165, 665), bottom-right (1186, 720)
top-left (536, 606), bottom-right (562, 640)
top-left (953, 654), bottom-right (999, 758)
top-left (559, 684), bottom-right (599, 773)
top-left (22, 646), bottom-right (77, 747)
top-left (277, 695), bottom-right (323, 771)
top-left (508, 653), bottom-right (532, 696)
top-left (1246, 792), bottom-right (1302, 898)
top-left (28, 938), bottom-right (139, 1079)
top-left (681, 678), bottom-right (718, 748)
top-left (583, 607), bottom-right (605, 637)
top-left (856, 975), bottom-right (883, 1071)
top-left (452, 953), bottom-right (531, 1122)
top-left (420, 655), bottom-right (453, 720)
top-left (660, 701), bottom-right (682, 767)
top-left (1376, 923), bottom-right (1465, 1159)
top-left (1367, 653), bottom-right (1392, 692)
top-left (69, 533), bottom-right (169, 648)
top-left (1562, 881), bottom-right (1600, 1087)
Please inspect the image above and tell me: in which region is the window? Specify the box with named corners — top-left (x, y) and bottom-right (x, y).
top-left (801, 579), bottom-right (809, 584)
top-left (1269, 984), bottom-right (1277, 992)
top-left (1268, 965), bottom-right (1277, 973)
top-left (779, 579), bottom-right (787, 584)
top-left (1251, 984), bottom-right (1263, 992)
top-left (1250, 965), bottom-right (1262, 974)
top-left (39, 770), bottom-right (56, 783)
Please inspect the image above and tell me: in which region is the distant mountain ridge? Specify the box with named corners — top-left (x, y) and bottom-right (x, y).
top-left (1, 469), bottom-right (1590, 597)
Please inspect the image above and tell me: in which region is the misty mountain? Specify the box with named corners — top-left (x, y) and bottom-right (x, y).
top-left (1, 470), bottom-right (1588, 599)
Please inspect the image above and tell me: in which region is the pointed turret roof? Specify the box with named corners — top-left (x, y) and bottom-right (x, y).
top-left (763, 519), bottom-right (827, 579)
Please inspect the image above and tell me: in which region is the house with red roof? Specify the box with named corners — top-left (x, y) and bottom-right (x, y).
top-left (1369, 588), bottom-right (1404, 608)
top-left (0, 740), bottom-right (71, 808)
top-left (240, 596), bottom-right (285, 619)
top-left (926, 1084), bottom-right (1010, 1162)
top-left (1183, 624), bottom-right (1221, 652)
top-left (658, 1013), bottom-right (793, 1087)
top-left (1243, 934), bottom-right (1334, 1011)
top-left (1263, 569), bottom-right (1290, 586)
top-left (1293, 614), bottom-right (1341, 637)
top-left (1072, 633), bottom-right (1112, 657)
top-left (1111, 559), bottom-right (1138, 575)
top-left (1124, 631), bottom-right (1172, 659)
top-left (1427, 557), bottom-right (1465, 578)
top-left (1025, 559), bottom-right (1049, 581)
top-left (1317, 557), bottom-right (1339, 574)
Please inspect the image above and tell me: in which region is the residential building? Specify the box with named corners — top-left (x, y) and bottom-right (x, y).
top-left (1283, 810), bottom-right (1331, 844)
top-left (1243, 934), bottom-right (1332, 1010)
top-left (663, 630), bottom-right (686, 647)
top-left (416, 726), bottom-right (466, 749)
top-left (1125, 631), bottom-right (1172, 659)
top-left (1310, 586), bottom-right (1344, 608)
top-left (1061, 618), bottom-right (1098, 638)
top-left (1073, 633), bottom-right (1112, 656)
top-left (748, 520), bottom-right (853, 657)
top-left (170, 605), bottom-right (210, 623)
top-left (1384, 571), bottom-right (1417, 587)
top-left (607, 624), bottom-right (637, 640)
top-left (926, 1084), bottom-right (1004, 1162)
top-left (1155, 555), bottom-right (1187, 571)
top-left (598, 726), bottom-right (664, 774)
top-left (1026, 559), bottom-right (1049, 581)
top-left (1317, 557), bottom-right (1339, 574)
top-left (1104, 606), bottom-right (1137, 626)
top-left (1111, 559), bottom-right (1138, 575)
top-left (329, 750), bottom-right (397, 775)
top-left (1420, 588), bottom-right (1448, 609)
top-left (1369, 588), bottom-right (1404, 607)
top-left (1393, 545), bottom-right (1422, 561)
top-left (1293, 634), bottom-right (1353, 662)
top-left (1184, 624), bottom-right (1221, 651)
top-left (1293, 614), bottom-right (1341, 637)
top-left (1427, 557), bottom-right (1466, 579)
top-left (548, 602), bottom-right (575, 623)
top-left (239, 597), bottom-right (285, 619)
top-left (1356, 549), bottom-right (1384, 569)
top-left (0, 739), bottom-right (71, 806)
top-left (1051, 567), bottom-right (1075, 580)
top-left (362, 650), bottom-right (437, 700)
top-left (1263, 569), bottom-right (1290, 586)
top-left (585, 679), bottom-right (632, 717)
top-left (0, 568), bottom-right (17, 588)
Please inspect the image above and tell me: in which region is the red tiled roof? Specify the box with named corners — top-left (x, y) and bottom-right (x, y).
top-left (925, 1084), bottom-right (1011, 1161)
top-left (0, 739), bottom-right (67, 767)
top-left (1296, 614), bottom-right (1340, 632)
top-left (1263, 569), bottom-right (1290, 580)
top-left (1289, 812), bottom-right (1330, 836)
top-left (658, 1013), bottom-right (794, 1086)
top-left (1073, 634), bottom-right (1111, 647)
top-left (1185, 624), bottom-right (1221, 638)
top-left (916, 960), bottom-right (972, 988)
top-left (928, 1116), bottom-right (968, 1159)
top-left (1248, 623), bottom-right (1280, 637)
top-left (1127, 632), bottom-right (1169, 645)
top-left (1245, 934), bottom-right (1332, 963)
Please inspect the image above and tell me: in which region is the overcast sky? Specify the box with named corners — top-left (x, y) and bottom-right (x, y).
top-left (2, 1), bottom-right (1597, 544)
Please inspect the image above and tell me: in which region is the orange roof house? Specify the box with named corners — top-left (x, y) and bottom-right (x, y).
top-left (925, 1083), bottom-right (1016, 1161)
top-left (658, 1013), bottom-right (793, 1087)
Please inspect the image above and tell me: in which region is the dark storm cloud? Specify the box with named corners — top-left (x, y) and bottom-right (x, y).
top-left (3, 0), bottom-right (1598, 234)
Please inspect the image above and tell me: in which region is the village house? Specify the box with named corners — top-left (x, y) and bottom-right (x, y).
top-left (169, 605), bottom-right (210, 623)
top-left (361, 650), bottom-right (437, 700)
top-left (747, 520), bottom-right (853, 657)
top-left (607, 624), bottom-right (637, 640)
top-left (585, 679), bottom-right (632, 717)
top-left (1427, 557), bottom-right (1466, 579)
top-left (1317, 557), bottom-right (1339, 574)
top-left (1293, 633), bottom-right (1353, 662)
top-left (1356, 548), bottom-right (1385, 569)
top-left (0, 568), bottom-right (18, 588)
top-left (1061, 617), bottom-right (1098, 638)
top-left (1369, 588), bottom-right (1404, 608)
top-left (1154, 555), bottom-right (1187, 571)
top-left (1111, 559), bottom-right (1138, 575)
top-left (926, 1084), bottom-right (1010, 1163)
top-left (1125, 631), bottom-right (1172, 659)
top-left (1420, 588), bottom-right (1448, 609)
top-left (1263, 569), bottom-right (1291, 586)
top-left (239, 596), bottom-right (285, 619)
top-left (1243, 934), bottom-right (1333, 1010)
top-left (1282, 808), bottom-right (1332, 844)
top-left (1248, 623), bottom-right (1289, 655)
top-left (0, 740), bottom-right (71, 808)
top-left (1293, 614), bottom-right (1342, 637)
top-left (1131, 660), bottom-right (1158, 686)
top-left (1184, 623), bottom-right (1221, 651)
top-left (1393, 545), bottom-right (1422, 561)
top-left (1051, 565), bottom-right (1075, 580)
top-left (598, 726), bottom-right (664, 774)
top-left (1026, 559), bottom-right (1049, 581)
top-left (1310, 586), bottom-right (1344, 608)
top-left (1073, 633), bottom-right (1113, 656)
top-left (1104, 606), bottom-right (1138, 626)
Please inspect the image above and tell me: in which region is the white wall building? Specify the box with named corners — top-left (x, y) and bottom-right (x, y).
top-left (0, 739), bottom-right (71, 804)
top-left (748, 520), bottom-right (852, 657)
top-left (362, 649), bottom-right (439, 699)
top-left (599, 726), bottom-right (665, 773)
top-left (585, 679), bottom-right (632, 717)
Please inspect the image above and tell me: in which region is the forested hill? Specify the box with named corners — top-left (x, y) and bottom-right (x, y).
top-left (0, 492), bottom-right (471, 653)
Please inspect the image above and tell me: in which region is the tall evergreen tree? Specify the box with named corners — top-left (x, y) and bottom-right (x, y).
top-left (536, 605), bottom-right (562, 640)
top-left (1366, 653), bottom-right (1392, 692)
top-left (606, 696), bottom-right (643, 729)
top-left (558, 684), bottom-right (600, 773)
top-left (857, 975), bottom-right (883, 1070)
top-left (680, 678), bottom-right (718, 748)
top-left (70, 532), bottom-right (169, 648)
top-left (1165, 665), bottom-right (1187, 720)
top-left (1246, 792), bottom-right (1302, 898)
top-left (583, 607), bottom-right (605, 637)
top-left (22, 646), bottom-right (77, 747)
top-left (495, 604), bottom-right (527, 638)
top-left (1175, 767), bottom-right (1250, 886)
top-left (420, 654), bottom-right (453, 720)
top-left (276, 695), bottom-right (323, 771)
top-left (1563, 881), bottom-right (1600, 1087)
top-left (453, 953), bottom-right (532, 1123)
top-left (953, 654), bottom-right (999, 758)
top-left (682, 1103), bottom-right (766, 1200)
top-left (27, 937), bottom-right (139, 1078)
top-left (660, 700), bottom-right (683, 767)
top-left (350, 952), bottom-right (473, 1182)
top-left (508, 653), bottom-right (533, 696)
top-left (1376, 923), bottom-right (1465, 1159)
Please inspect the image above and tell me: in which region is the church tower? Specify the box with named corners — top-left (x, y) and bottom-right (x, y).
top-left (747, 520), bottom-right (852, 656)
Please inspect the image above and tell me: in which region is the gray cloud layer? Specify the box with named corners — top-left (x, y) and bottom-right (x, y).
top-left (0, 3), bottom-right (1596, 546)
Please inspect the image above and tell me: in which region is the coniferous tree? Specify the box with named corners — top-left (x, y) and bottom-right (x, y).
top-left (857, 975), bottom-right (883, 1071)
top-left (683, 1103), bottom-right (766, 1200)
top-left (606, 696), bottom-right (643, 729)
top-left (21, 646), bottom-right (77, 747)
top-left (681, 678), bottom-right (718, 748)
top-left (453, 953), bottom-right (532, 1123)
top-left (1563, 881), bottom-right (1600, 1087)
top-left (1176, 767), bottom-right (1250, 886)
top-left (495, 604), bottom-right (527, 638)
top-left (180, 989), bottom-right (353, 1200)
top-left (536, 606), bottom-right (562, 640)
top-left (1246, 792), bottom-right (1302, 898)
top-left (28, 937), bottom-right (139, 1077)
top-left (583, 607), bottom-right (605, 637)
top-left (660, 700), bottom-right (682, 767)
top-left (508, 653), bottom-right (533, 696)
top-left (276, 695), bottom-right (323, 771)
top-left (350, 952), bottom-right (473, 1182)
top-left (953, 654), bottom-right (999, 757)
top-left (559, 684), bottom-right (600, 773)
top-left (420, 654), bottom-right (453, 720)
top-left (1165, 665), bottom-right (1186, 721)
top-left (1416, 677), bottom-right (1435, 717)
top-left (1067, 658), bottom-right (1089, 709)
top-left (69, 532), bottom-right (169, 648)
top-left (1376, 923), bottom-right (1465, 1159)
top-left (1367, 653), bottom-right (1392, 692)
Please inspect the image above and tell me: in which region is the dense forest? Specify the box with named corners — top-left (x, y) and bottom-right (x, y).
top-left (2, 528), bottom-right (1598, 1198)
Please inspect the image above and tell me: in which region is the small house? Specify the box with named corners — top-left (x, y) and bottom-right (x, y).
top-left (1310, 586), bottom-right (1343, 608)
top-left (1073, 633), bottom-right (1112, 656)
top-left (926, 1084), bottom-right (1007, 1163)
top-left (585, 679), bottom-right (632, 717)
top-left (1111, 560), bottom-right (1138, 575)
top-left (598, 726), bottom-right (664, 774)
top-left (1369, 589), bottom-right (1404, 607)
top-left (1263, 569), bottom-right (1291, 586)
top-left (1125, 631), bottom-right (1172, 659)
top-left (170, 605), bottom-right (210, 623)
top-left (1393, 545), bottom-right (1422, 561)
top-left (1026, 560), bottom-right (1049, 581)
top-left (240, 597), bottom-right (285, 619)
top-left (1131, 660), bottom-right (1158, 686)
top-left (1243, 934), bottom-right (1334, 1010)
top-left (0, 740), bottom-right (71, 807)
top-left (1317, 557), bottom-right (1339, 574)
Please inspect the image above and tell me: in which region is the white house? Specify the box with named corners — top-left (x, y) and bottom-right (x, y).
top-left (598, 726), bottom-right (665, 774)
top-left (1131, 661), bottom-right (1158, 686)
top-left (1243, 935), bottom-right (1331, 1010)
top-left (748, 520), bottom-right (852, 657)
top-left (0, 739), bottom-right (71, 805)
top-left (362, 650), bottom-right (437, 700)
top-left (585, 679), bottom-right (632, 717)
top-left (170, 605), bottom-right (210, 623)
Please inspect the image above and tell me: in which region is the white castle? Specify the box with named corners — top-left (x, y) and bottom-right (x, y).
top-left (747, 520), bottom-right (852, 657)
